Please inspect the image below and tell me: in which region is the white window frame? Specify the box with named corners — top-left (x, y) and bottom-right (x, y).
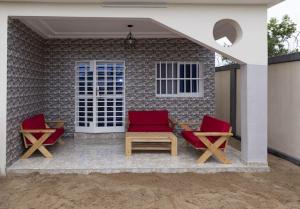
top-left (155, 61), bottom-right (205, 97)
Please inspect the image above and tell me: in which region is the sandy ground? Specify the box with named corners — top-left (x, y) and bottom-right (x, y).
top-left (0, 140), bottom-right (299, 209)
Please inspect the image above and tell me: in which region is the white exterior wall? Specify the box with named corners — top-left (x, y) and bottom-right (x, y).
top-left (0, 2), bottom-right (269, 174)
top-left (215, 70), bottom-right (231, 122)
top-left (240, 64), bottom-right (268, 164)
top-left (0, 15), bottom-right (8, 175)
top-left (268, 61), bottom-right (300, 160)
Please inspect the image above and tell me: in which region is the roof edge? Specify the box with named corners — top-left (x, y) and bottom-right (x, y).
top-left (0, 0), bottom-right (285, 8)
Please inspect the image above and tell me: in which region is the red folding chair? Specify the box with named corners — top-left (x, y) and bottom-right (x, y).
top-left (180, 115), bottom-right (233, 164)
top-left (20, 114), bottom-right (65, 159)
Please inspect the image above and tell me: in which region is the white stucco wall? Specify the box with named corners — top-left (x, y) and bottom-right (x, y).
top-left (0, 15), bottom-right (7, 175)
top-left (0, 2), bottom-right (268, 65)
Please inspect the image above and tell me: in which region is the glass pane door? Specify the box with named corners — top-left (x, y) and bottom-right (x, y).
top-left (95, 62), bottom-right (125, 132)
top-left (75, 61), bottom-right (125, 133)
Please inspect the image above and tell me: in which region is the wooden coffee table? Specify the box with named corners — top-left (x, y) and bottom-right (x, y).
top-left (125, 132), bottom-right (178, 156)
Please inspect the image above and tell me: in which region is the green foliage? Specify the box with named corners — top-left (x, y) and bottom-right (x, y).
top-left (268, 15), bottom-right (297, 57)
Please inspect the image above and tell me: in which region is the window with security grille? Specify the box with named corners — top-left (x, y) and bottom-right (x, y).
top-left (156, 62), bottom-right (204, 97)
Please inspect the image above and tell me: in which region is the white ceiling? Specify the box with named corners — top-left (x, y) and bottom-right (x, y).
top-left (2, 0), bottom-right (283, 7)
top-left (19, 17), bottom-right (180, 39)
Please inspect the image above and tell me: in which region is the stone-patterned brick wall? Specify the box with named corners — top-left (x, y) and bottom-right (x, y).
top-left (6, 18), bottom-right (47, 165)
top-left (45, 39), bottom-right (215, 136)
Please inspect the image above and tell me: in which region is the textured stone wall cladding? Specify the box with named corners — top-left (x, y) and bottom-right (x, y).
top-left (45, 39), bottom-right (216, 135)
top-left (6, 18), bottom-right (47, 166)
top-left (6, 18), bottom-right (215, 166)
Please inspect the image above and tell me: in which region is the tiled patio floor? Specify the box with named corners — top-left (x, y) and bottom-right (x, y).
top-left (8, 137), bottom-right (269, 174)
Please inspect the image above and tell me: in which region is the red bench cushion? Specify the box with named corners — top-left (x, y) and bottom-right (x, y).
top-left (22, 114), bottom-right (64, 145)
top-left (128, 110), bottom-right (169, 126)
top-left (182, 115), bottom-right (230, 149)
top-left (128, 125), bottom-right (173, 132)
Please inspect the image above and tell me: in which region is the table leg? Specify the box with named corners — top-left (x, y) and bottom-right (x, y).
top-left (170, 135), bottom-right (177, 156)
top-left (125, 137), bottom-right (132, 157)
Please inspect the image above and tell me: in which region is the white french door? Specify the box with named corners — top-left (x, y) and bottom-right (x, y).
top-left (75, 60), bottom-right (125, 133)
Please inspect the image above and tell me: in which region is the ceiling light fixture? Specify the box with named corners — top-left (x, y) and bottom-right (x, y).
top-left (125, 25), bottom-right (136, 47)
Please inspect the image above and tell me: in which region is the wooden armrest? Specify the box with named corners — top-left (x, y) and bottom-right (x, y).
top-left (193, 132), bottom-right (233, 137)
top-left (46, 120), bottom-right (64, 128)
top-left (46, 120), bottom-right (65, 124)
top-left (179, 124), bottom-right (192, 131)
top-left (168, 118), bottom-right (177, 128)
top-left (179, 122), bottom-right (199, 126)
top-left (178, 121), bottom-right (199, 131)
top-left (168, 117), bottom-right (177, 124)
top-left (20, 129), bottom-right (56, 134)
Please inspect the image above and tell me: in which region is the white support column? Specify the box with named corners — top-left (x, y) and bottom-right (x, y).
top-left (0, 15), bottom-right (8, 175)
top-left (240, 64), bottom-right (268, 165)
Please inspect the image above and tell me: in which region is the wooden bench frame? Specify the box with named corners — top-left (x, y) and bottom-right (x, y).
top-left (180, 122), bottom-right (233, 164)
top-left (20, 120), bottom-right (65, 159)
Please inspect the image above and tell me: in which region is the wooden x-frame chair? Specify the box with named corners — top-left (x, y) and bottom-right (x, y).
top-left (20, 114), bottom-right (65, 159)
top-left (180, 115), bottom-right (233, 164)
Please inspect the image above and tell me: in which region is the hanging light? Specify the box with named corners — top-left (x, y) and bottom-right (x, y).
top-left (125, 25), bottom-right (136, 47)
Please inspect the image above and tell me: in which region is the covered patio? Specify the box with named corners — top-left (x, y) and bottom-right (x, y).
top-left (8, 135), bottom-right (269, 174)
top-left (0, 1), bottom-right (275, 175)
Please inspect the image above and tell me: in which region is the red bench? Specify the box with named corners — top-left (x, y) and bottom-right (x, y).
top-left (181, 115), bottom-right (233, 164)
top-left (127, 110), bottom-right (175, 132)
top-left (20, 114), bottom-right (65, 159)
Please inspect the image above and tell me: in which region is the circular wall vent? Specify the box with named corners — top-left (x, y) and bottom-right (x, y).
top-left (213, 19), bottom-right (242, 47)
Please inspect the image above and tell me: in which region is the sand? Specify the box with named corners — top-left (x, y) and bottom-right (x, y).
top-left (0, 140), bottom-right (299, 209)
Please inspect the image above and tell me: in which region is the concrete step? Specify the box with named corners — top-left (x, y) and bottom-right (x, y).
top-left (74, 133), bottom-right (125, 145)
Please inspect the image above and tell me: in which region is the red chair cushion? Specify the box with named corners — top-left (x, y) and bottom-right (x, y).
top-left (128, 110), bottom-right (169, 126)
top-left (182, 115), bottom-right (231, 149)
top-left (128, 125), bottom-right (173, 132)
top-left (25, 128), bottom-right (64, 145)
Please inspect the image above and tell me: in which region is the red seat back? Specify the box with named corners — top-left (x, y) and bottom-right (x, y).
top-left (200, 115), bottom-right (231, 133)
top-left (200, 115), bottom-right (231, 142)
top-left (22, 114), bottom-right (46, 143)
top-left (128, 110), bottom-right (169, 126)
top-left (22, 114), bottom-right (46, 130)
